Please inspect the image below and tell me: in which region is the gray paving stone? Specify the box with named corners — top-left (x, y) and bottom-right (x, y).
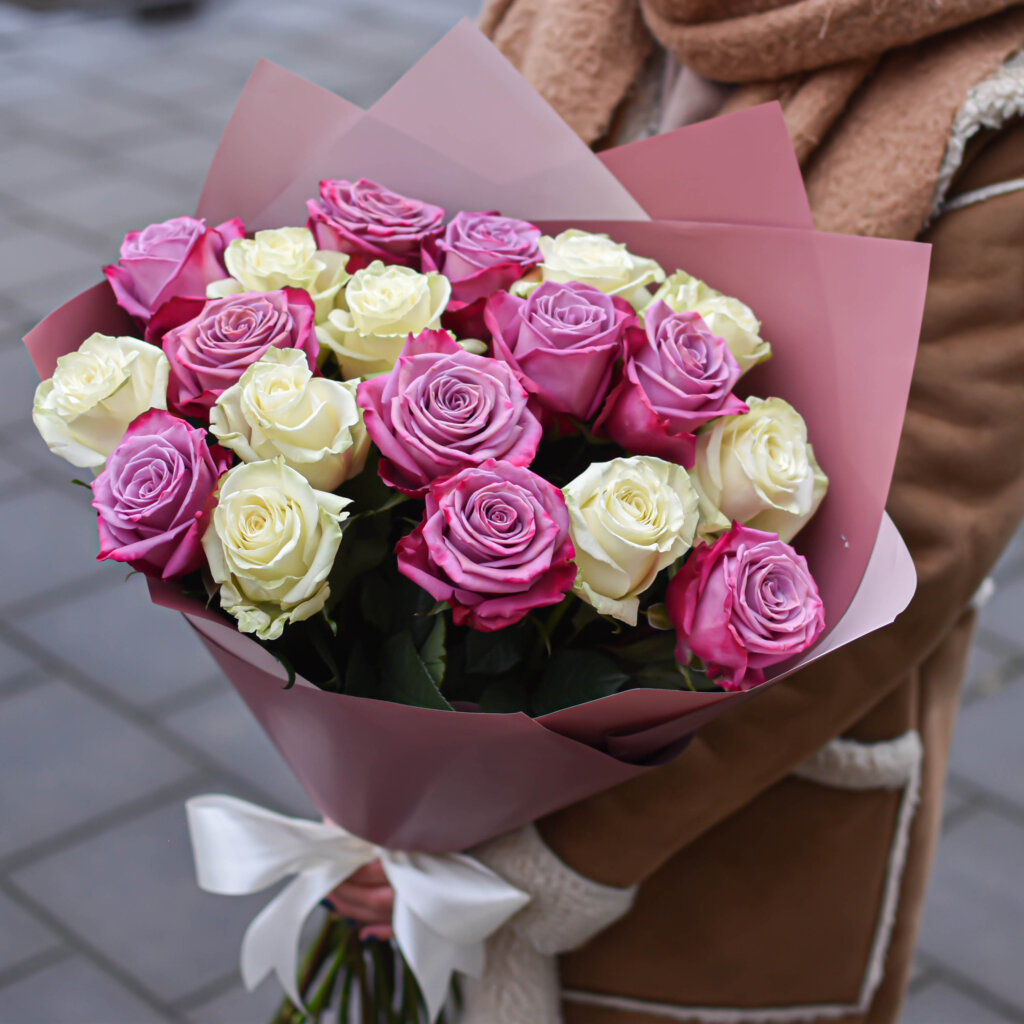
top-left (0, 888), bottom-right (61, 976)
top-left (8, 88), bottom-right (162, 146)
top-left (0, 344), bottom-right (40, 429)
top-left (976, 574), bottom-right (1024, 652)
top-left (0, 133), bottom-right (95, 193)
top-left (901, 979), bottom-right (1013, 1024)
top-left (0, 486), bottom-right (118, 617)
top-left (163, 685), bottom-right (317, 817)
top-left (0, 224), bottom-right (98, 294)
top-left (961, 636), bottom-right (1014, 703)
top-left (185, 977), bottom-right (283, 1024)
top-left (0, 634), bottom-right (38, 685)
top-left (0, 679), bottom-right (192, 860)
top-left (12, 798), bottom-right (274, 1005)
top-left (949, 680), bottom-right (1024, 813)
top-left (917, 810), bottom-right (1024, 1013)
top-left (122, 132), bottom-right (218, 189)
top-left (0, 951), bottom-right (169, 1023)
top-left (16, 575), bottom-right (219, 707)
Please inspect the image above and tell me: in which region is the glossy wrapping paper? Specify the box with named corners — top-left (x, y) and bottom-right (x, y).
top-left (24, 22), bottom-right (930, 853)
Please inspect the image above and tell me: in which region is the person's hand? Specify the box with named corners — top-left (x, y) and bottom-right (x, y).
top-left (327, 861), bottom-right (395, 940)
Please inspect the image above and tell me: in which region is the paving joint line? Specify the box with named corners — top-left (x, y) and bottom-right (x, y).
top-left (0, 944), bottom-right (72, 992)
top-left (911, 953), bottom-right (1024, 1023)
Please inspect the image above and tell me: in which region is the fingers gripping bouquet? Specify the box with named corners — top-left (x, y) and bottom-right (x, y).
top-left (23, 23), bottom-right (929, 1024)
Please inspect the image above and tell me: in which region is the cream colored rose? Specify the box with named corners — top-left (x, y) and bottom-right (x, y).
top-left (209, 348), bottom-right (369, 492)
top-left (651, 271), bottom-right (770, 374)
top-left (539, 229), bottom-right (664, 310)
top-left (564, 456), bottom-right (699, 625)
top-left (202, 459), bottom-right (350, 640)
top-left (207, 227), bottom-right (349, 322)
top-left (32, 332), bottom-right (169, 469)
top-left (315, 260), bottom-right (450, 379)
top-left (692, 396), bottom-right (828, 543)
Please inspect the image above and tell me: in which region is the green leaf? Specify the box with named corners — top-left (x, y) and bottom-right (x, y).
top-left (343, 637), bottom-right (377, 699)
top-left (531, 649), bottom-right (629, 716)
top-left (419, 615), bottom-right (446, 687)
top-left (608, 633), bottom-right (677, 664)
top-left (379, 631), bottom-right (453, 711)
top-left (464, 628), bottom-right (527, 676)
top-left (358, 571), bottom-right (394, 633)
top-left (479, 678), bottom-right (529, 714)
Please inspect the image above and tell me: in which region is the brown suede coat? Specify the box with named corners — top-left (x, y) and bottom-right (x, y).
top-left (481, 3), bottom-right (1024, 1021)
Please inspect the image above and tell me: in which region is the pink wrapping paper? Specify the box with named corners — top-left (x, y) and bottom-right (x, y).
top-left (24, 24), bottom-right (928, 852)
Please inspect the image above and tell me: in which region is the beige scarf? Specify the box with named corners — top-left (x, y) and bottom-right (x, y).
top-left (480, 0), bottom-right (1024, 237)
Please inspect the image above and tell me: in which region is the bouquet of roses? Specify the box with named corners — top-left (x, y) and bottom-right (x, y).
top-left (22, 22), bottom-right (928, 1024)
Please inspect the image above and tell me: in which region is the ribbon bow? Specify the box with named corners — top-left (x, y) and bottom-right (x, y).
top-left (185, 795), bottom-right (530, 1021)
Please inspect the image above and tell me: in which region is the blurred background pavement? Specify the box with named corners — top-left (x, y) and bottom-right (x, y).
top-left (0, 1), bottom-right (1022, 1020)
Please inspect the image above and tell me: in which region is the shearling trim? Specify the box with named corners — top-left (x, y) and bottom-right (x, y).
top-left (931, 48), bottom-right (1024, 219)
top-left (564, 732), bottom-right (924, 1023)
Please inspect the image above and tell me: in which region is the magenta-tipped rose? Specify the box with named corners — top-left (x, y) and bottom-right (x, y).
top-left (147, 288), bottom-right (318, 420)
top-left (485, 281), bottom-right (634, 422)
top-left (104, 216), bottom-right (245, 324)
top-left (422, 211), bottom-right (541, 339)
top-left (357, 330), bottom-right (542, 496)
top-left (91, 409), bottom-right (232, 579)
top-left (666, 523), bottom-right (825, 691)
top-left (596, 303), bottom-right (748, 467)
top-left (306, 178), bottom-right (444, 269)
top-left (396, 460), bottom-right (577, 631)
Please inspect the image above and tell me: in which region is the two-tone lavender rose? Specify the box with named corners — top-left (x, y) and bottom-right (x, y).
top-left (147, 288), bottom-right (318, 419)
top-left (104, 215), bottom-right (245, 323)
top-left (307, 178), bottom-right (444, 269)
top-left (356, 330), bottom-right (541, 495)
top-left (666, 524), bottom-right (825, 691)
top-left (396, 460), bottom-right (577, 631)
top-left (91, 409), bottom-right (231, 579)
top-left (485, 281), bottom-right (634, 422)
top-left (596, 302), bottom-right (748, 467)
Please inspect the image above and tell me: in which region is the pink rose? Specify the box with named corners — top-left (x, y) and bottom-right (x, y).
top-left (306, 178), bottom-right (444, 270)
top-left (596, 303), bottom-right (748, 468)
top-left (104, 216), bottom-right (245, 324)
top-left (91, 409), bottom-right (232, 579)
top-left (422, 211), bottom-right (541, 339)
top-left (147, 288), bottom-right (317, 420)
top-left (396, 460), bottom-right (576, 631)
top-left (357, 330), bottom-right (541, 496)
top-left (666, 523), bottom-right (825, 692)
top-left (485, 281), bottom-right (634, 422)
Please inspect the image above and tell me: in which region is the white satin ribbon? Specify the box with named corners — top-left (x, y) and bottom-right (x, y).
top-left (185, 794), bottom-right (530, 1021)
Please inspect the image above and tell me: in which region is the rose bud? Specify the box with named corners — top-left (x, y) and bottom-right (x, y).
top-left (485, 281), bottom-right (633, 423)
top-left (307, 177), bottom-right (444, 270)
top-left (356, 330), bottom-right (541, 496)
top-left (104, 216), bottom-right (245, 324)
top-left (91, 409), bottom-right (232, 579)
top-left (596, 303), bottom-right (748, 467)
top-left (147, 288), bottom-right (318, 420)
top-left (666, 524), bottom-right (825, 691)
top-left (396, 460), bottom-right (576, 632)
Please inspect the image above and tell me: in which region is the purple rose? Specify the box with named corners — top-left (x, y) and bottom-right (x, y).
top-left (666, 524), bottom-right (825, 691)
top-left (104, 216), bottom-right (245, 324)
top-left (357, 330), bottom-right (542, 496)
top-left (306, 178), bottom-right (444, 269)
top-left (596, 303), bottom-right (748, 468)
top-left (91, 409), bottom-right (232, 579)
top-left (422, 211), bottom-right (542, 341)
top-left (147, 288), bottom-right (318, 420)
top-left (396, 460), bottom-right (577, 631)
top-left (485, 281), bottom-right (634, 422)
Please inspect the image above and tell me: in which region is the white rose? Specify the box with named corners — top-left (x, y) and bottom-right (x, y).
top-left (209, 348), bottom-right (369, 492)
top-left (539, 229), bottom-right (664, 310)
top-left (651, 271), bottom-right (770, 374)
top-left (315, 260), bottom-right (450, 379)
top-left (207, 227), bottom-right (349, 323)
top-left (202, 459), bottom-right (350, 640)
top-left (32, 332), bottom-right (169, 469)
top-left (564, 456), bottom-right (699, 625)
top-left (692, 396), bottom-right (828, 543)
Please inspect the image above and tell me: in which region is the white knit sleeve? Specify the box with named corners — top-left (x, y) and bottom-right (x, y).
top-left (459, 823), bottom-right (636, 1024)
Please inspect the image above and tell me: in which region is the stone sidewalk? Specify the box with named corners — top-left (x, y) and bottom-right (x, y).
top-left (0, 1), bottom-right (1021, 1021)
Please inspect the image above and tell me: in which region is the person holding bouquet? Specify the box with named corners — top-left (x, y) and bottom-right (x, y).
top-left (328, 3), bottom-right (1024, 1022)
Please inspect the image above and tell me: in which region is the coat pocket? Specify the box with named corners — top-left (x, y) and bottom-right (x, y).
top-left (561, 731), bottom-right (924, 1023)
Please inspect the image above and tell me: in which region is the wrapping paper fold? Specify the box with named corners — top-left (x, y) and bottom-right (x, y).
top-left (24, 22), bottom-right (928, 853)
